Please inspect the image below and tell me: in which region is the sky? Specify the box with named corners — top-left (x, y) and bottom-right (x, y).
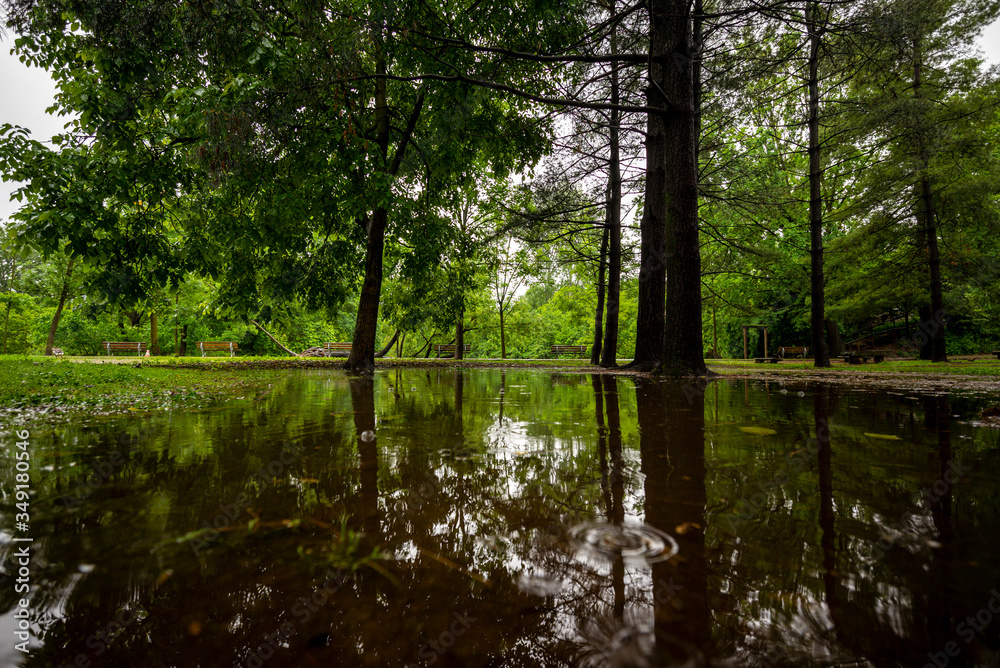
top-left (1, 19), bottom-right (999, 225)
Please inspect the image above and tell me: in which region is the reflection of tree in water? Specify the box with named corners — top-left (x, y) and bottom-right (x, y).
top-left (6, 372), bottom-right (1000, 666)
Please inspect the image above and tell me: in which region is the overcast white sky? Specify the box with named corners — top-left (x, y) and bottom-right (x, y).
top-left (1, 20), bottom-right (999, 225)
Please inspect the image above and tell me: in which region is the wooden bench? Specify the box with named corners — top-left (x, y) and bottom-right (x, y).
top-left (321, 342), bottom-right (352, 356)
top-left (198, 341), bottom-right (239, 357)
top-left (434, 344), bottom-right (471, 357)
top-left (551, 345), bottom-right (588, 357)
top-left (754, 357), bottom-right (780, 364)
top-left (840, 350), bottom-right (891, 364)
top-left (103, 342), bottom-right (146, 356)
top-left (778, 346), bottom-right (808, 359)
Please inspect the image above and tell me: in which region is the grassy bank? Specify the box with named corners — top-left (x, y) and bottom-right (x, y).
top-left (4, 354), bottom-right (1000, 421)
top-left (0, 355), bottom-right (275, 418)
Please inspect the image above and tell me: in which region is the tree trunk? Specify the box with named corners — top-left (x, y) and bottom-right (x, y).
top-left (345, 72), bottom-right (425, 373)
top-left (912, 38), bottom-right (947, 362)
top-left (250, 318), bottom-right (299, 356)
top-left (346, 67), bottom-right (390, 373)
top-left (46, 257), bottom-right (75, 355)
top-left (591, 224), bottom-right (608, 365)
top-left (632, 181), bottom-right (666, 369)
top-left (601, 5), bottom-right (623, 369)
top-left (150, 311), bottom-right (159, 356)
top-left (825, 317), bottom-right (842, 357)
top-left (375, 329), bottom-right (400, 358)
top-left (455, 312), bottom-right (464, 360)
top-left (2, 300), bottom-right (10, 354)
top-left (656, 0), bottom-right (708, 376)
top-left (807, 1), bottom-right (831, 368)
top-left (179, 324), bottom-right (188, 357)
top-left (499, 308), bottom-right (507, 359)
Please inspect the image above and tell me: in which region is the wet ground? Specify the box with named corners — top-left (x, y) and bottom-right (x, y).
top-left (2, 369), bottom-right (999, 667)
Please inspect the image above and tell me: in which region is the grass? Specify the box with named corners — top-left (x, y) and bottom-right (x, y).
top-left (709, 357), bottom-right (1000, 376)
top-left (0, 355), bottom-right (275, 417)
top-left (4, 352), bottom-right (998, 419)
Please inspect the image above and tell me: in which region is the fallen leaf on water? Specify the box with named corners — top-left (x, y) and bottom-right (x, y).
top-left (155, 569), bottom-right (174, 588)
top-left (675, 522), bottom-right (702, 535)
top-left (739, 426), bottom-right (777, 436)
top-left (864, 433), bottom-right (902, 440)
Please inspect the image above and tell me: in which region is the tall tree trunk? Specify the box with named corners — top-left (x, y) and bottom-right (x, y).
top-left (150, 311), bottom-right (159, 356)
top-left (455, 312), bottom-right (464, 360)
top-left (346, 62), bottom-right (390, 374)
top-left (807, 1), bottom-right (831, 367)
top-left (601, 5), bottom-right (623, 369)
top-left (631, 10), bottom-right (669, 371)
top-left (345, 55), bottom-right (425, 373)
top-left (913, 38), bottom-right (947, 362)
top-left (179, 324), bottom-right (188, 357)
top-left (591, 224), bottom-right (609, 365)
top-left (46, 257), bottom-right (75, 355)
top-left (656, 0), bottom-right (708, 376)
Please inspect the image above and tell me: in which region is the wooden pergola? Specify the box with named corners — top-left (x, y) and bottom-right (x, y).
top-left (742, 324), bottom-right (769, 360)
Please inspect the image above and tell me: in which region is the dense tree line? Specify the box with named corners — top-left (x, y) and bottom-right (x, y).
top-left (1, 0), bottom-right (998, 369)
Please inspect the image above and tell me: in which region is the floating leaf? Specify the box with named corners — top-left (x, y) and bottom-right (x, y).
top-left (864, 433), bottom-right (902, 440)
top-left (739, 426), bottom-right (777, 436)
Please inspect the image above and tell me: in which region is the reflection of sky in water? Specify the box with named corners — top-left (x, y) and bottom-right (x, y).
top-left (1, 371), bottom-right (999, 666)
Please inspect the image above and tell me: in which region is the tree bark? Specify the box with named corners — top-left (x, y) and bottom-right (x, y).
top-left (912, 38), bottom-right (947, 362)
top-left (591, 224), bottom-right (608, 365)
top-left (455, 312), bottom-right (465, 360)
top-left (345, 56), bottom-right (425, 373)
top-left (46, 257), bottom-right (75, 356)
top-left (179, 324), bottom-right (188, 357)
top-left (150, 311), bottom-right (159, 356)
top-left (499, 308), bottom-right (507, 359)
top-left (600, 4), bottom-right (622, 369)
top-left (825, 317), bottom-right (842, 357)
top-left (656, 0), bottom-right (708, 376)
top-left (375, 329), bottom-right (400, 358)
top-left (807, 1), bottom-right (831, 368)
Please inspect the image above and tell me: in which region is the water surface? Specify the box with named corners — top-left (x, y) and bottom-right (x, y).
top-left (2, 369), bottom-right (999, 667)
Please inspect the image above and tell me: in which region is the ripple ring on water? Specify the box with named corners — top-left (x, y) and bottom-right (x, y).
top-left (568, 520), bottom-right (680, 564)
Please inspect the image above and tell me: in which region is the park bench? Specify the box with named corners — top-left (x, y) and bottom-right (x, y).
top-left (434, 344), bottom-right (471, 357)
top-left (778, 346), bottom-right (809, 359)
top-left (992, 351), bottom-right (1000, 360)
top-left (754, 357), bottom-right (780, 364)
top-left (840, 350), bottom-right (891, 364)
top-left (197, 341), bottom-right (239, 357)
top-left (321, 342), bottom-right (352, 356)
top-left (551, 345), bottom-right (588, 357)
top-left (102, 342), bottom-right (146, 356)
